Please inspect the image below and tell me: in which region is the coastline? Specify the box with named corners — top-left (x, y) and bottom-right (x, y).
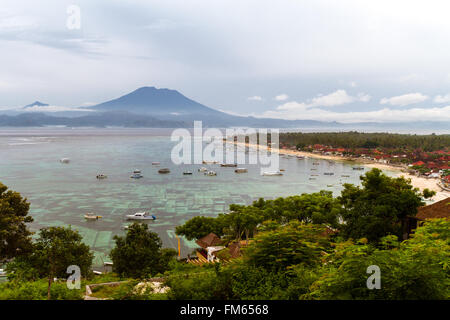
top-left (235, 142), bottom-right (450, 202)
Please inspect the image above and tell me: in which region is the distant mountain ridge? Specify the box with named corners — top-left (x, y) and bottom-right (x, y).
top-left (1, 86), bottom-right (447, 130)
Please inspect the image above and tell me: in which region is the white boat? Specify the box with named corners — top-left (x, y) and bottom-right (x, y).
top-left (125, 212), bottom-right (156, 220)
top-left (0, 269), bottom-right (6, 277)
top-left (198, 167), bottom-right (208, 172)
top-left (262, 171), bottom-right (283, 176)
top-left (204, 171), bottom-right (217, 176)
top-left (60, 158), bottom-right (70, 164)
top-left (96, 174), bottom-right (107, 179)
top-left (235, 168), bottom-right (248, 173)
top-left (84, 213), bottom-right (102, 220)
top-left (131, 169), bottom-right (143, 179)
top-left (297, 155), bottom-right (305, 160)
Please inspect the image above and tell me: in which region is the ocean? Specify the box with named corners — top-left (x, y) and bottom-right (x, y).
top-left (0, 128), bottom-right (382, 266)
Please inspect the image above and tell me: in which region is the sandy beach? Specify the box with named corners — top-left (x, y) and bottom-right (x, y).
top-left (235, 142), bottom-right (450, 203)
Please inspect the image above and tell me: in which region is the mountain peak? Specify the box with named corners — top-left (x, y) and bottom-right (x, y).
top-left (24, 101), bottom-right (49, 108)
top-left (92, 86), bottom-right (218, 115)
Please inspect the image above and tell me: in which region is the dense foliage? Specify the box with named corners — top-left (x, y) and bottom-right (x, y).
top-left (279, 131), bottom-right (450, 151)
top-left (110, 223), bottom-right (177, 278)
top-left (0, 183), bottom-right (33, 262)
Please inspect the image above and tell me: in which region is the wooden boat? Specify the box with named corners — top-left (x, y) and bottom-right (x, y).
top-left (158, 168), bottom-right (170, 174)
top-left (220, 163), bottom-right (237, 167)
top-left (198, 167), bottom-right (208, 172)
top-left (204, 171), bottom-right (217, 176)
top-left (352, 167), bottom-right (365, 170)
top-left (324, 172), bottom-right (334, 176)
top-left (84, 213), bottom-right (102, 220)
top-left (235, 168), bottom-right (248, 173)
top-left (152, 162), bottom-right (160, 165)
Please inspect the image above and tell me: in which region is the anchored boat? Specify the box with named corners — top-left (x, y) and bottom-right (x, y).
top-left (235, 168), bottom-right (248, 173)
top-left (125, 212), bottom-right (156, 220)
top-left (158, 168), bottom-right (170, 174)
top-left (84, 213), bottom-right (102, 220)
top-left (262, 171), bottom-right (283, 176)
top-left (131, 169), bottom-right (143, 179)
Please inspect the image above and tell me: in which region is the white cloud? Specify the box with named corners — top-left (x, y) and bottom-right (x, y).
top-left (247, 95), bottom-right (262, 101)
top-left (22, 105), bottom-right (94, 112)
top-left (380, 93), bottom-right (428, 106)
top-left (433, 94), bottom-right (450, 103)
top-left (261, 105), bottom-right (450, 123)
top-left (274, 94), bottom-right (289, 101)
top-left (277, 90), bottom-right (370, 111)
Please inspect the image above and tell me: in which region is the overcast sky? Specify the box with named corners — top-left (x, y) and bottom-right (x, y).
top-left (1, 0), bottom-right (450, 123)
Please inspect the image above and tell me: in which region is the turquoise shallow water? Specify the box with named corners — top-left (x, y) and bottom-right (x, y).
top-left (0, 128), bottom-right (376, 266)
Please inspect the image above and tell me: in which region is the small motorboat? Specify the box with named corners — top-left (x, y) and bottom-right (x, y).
top-left (324, 172), bottom-right (334, 176)
top-left (96, 174), bottom-right (107, 179)
top-left (198, 167), bottom-right (208, 172)
top-left (84, 213), bottom-right (102, 220)
top-left (234, 168), bottom-right (248, 173)
top-left (262, 171), bottom-right (283, 176)
top-left (131, 169), bottom-right (143, 179)
top-left (183, 171), bottom-right (193, 175)
top-left (60, 158), bottom-right (70, 164)
top-left (204, 171), bottom-right (217, 176)
top-left (125, 212), bottom-right (156, 220)
top-left (297, 155), bottom-right (305, 160)
top-left (152, 162), bottom-right (160, 165)
top-left (220, 163), bottom-right (237, 167)
top-left (352, 167), bottom-right (365, 170)
top-left (158, 168), bottom-right (170, 174)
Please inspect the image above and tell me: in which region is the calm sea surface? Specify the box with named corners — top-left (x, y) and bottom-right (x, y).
top-left (0, 128), bottom-right (394, 266)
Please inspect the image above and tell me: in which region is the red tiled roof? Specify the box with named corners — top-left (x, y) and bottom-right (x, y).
top-left (416, 197), bottom-right (450, 220)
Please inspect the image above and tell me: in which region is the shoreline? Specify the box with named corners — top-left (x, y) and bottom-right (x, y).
top-left (234, 142), bottom-right (450, 202)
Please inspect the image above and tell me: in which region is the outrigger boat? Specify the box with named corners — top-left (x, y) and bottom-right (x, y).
top-left (125, 212), bottom-right (156, 220)
top-left (84, 213), bottom-right (102, 220)
top-left (262, 171), bottom-right (283, 176)
top-left (220, 163), bottom-right (237, 167)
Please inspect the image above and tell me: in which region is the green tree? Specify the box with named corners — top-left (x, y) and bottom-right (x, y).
top-left (175, 216), bottom-right (225, 240)
top-left (0, 183), bottom-right (33, 262)
top-left (338, 168), bottom-right (430, 243)
top-left (243, 221), bottom-right (328, 271)
top-left (308, 220), bottom-right (450, 299)
top-left (110, 223), bottom-right (177, 278)
top-left (8, 226), bottom-right (94, 299)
